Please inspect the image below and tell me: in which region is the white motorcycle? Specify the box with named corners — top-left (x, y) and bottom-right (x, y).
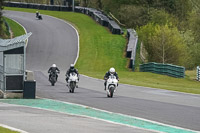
top-left (106, 74), bottom-right (118, 98)
top-left (67, 72), bottom-right (79, 93)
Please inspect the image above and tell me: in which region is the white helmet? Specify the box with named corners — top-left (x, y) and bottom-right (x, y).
top-left (52, 64), bottom-right (56, 67)
top-left (109, 67), bottom-right (115, 74)
top-left (70, 64), bottom-right (74, 69)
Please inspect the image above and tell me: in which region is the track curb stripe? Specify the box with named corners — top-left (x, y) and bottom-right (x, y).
top-left (0, 99), bottom-right (198, 133)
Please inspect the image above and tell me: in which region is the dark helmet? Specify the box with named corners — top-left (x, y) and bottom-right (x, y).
top-left (70, 64), bottom-right (74, 70)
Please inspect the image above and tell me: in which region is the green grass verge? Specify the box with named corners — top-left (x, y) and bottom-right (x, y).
top-left (4, 7), bottom-right (200, 94)
top-left (4, 17), bottom-right (26, 37)
top-left (0, 126), bottom-right (19, 133)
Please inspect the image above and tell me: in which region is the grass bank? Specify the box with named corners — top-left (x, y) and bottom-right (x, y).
top-left (5, 7), bottom-right (200, 94)
top-left (0, 126), bottom-right (19, 133)
top-left (0, 19), bottom-right (10, 39)
top-left (0, 17), bottom-right (25, 39)
top-left (4, 17), bottom-right (26, 37)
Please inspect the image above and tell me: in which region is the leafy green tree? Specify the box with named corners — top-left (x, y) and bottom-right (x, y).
top-left (149, 0), bottom-right (192, 20)
top-left (149, 9), bottom-right (178, 26)
top-left (191, 43), bottom-right (200, 67)
top-left (189, 10), bottom-right (200, 43)
top-left (101, 0), bottom-right (120, 13)
top-left (190, 0), bottom-right (200, 11)
top-left (138, 23), bottom-right (189, 66)
top-left (118, 5), bottom-right (149, 28)
top-left (79, 0), bottom-right (89, 7)
top-left (185, 10), bottom-right (200, 67)
top-left (84, 0), bottom-right (102, 9)
top-left (174, 0), bottom-right (192, 20)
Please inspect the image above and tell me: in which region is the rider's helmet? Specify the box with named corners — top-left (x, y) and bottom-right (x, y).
top-left (109, 67), bottom-right (115, 74)
top-left (70, 64), bottom-right (74, 70)
top-left (52, 64), bottom-right (56, 67)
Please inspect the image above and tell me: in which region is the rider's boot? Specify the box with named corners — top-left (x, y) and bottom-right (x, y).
top-left (104, 82), bottom-right (106, 90)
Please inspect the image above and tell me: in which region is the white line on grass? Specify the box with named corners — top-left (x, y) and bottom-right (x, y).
top-left (0, 123), bottom-right (29, 133)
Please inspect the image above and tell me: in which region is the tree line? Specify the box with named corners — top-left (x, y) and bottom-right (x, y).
top-left (78, 0), bottom-right (200, 69)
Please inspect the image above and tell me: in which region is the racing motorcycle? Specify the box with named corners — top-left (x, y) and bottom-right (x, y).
top-left (49, 71), bottom-right (59, 86)
top-left (106, 74), bottom-right (118, 98)
top-left (67, 72), bottom-right (79, 93)
top-left (36, 12), bottom-right (42, 20)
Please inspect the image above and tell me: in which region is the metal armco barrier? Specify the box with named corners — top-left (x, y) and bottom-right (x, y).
top-left (140, 62), bottom-right (185, 78)
top-left (75, 6), bottom-right (122, 35)
top-left (4, 0), bottom-right (122, 35)
top-left (4, 1), bottom-right (72, 11)
top-left (126, 29), bottom-right (138, 71)
top-left (4, 2), bottom-right (121, 35)
top-left (197, 66), bottom-right (200, 81)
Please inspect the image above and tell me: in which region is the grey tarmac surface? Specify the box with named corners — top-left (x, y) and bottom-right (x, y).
top-left (0, 103), bottom-right (154, 133)
top-left (4, 10), bottom-right (78, 72)
top-left (4, 10), bottom-right (200, 132)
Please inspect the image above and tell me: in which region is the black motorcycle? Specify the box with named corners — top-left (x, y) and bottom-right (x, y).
top-left (36, 12), bottom-right (42, 20)
top-left (49, 72), bottom-right (59, 86)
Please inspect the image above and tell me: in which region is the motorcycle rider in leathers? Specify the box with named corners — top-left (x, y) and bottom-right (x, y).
top-left (104, 67), bottom-right (119, 90)
top-left (66, 64), bottom-right (79, 83)
top-left (48, 64), bottom-right (60, 81)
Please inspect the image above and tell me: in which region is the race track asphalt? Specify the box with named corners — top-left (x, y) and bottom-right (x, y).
top-left (3, 10), bottom-right (200, 132)
top-left (0, 103), bottom-right (153, 133)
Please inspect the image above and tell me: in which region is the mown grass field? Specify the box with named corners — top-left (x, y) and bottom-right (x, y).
top-left (0, 126), bottom-right (19, 133)
top-left (4, 7), bottom-right (200, 94)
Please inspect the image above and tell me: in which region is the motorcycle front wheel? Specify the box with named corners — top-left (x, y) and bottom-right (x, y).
top-left (109, 87), bottom-right (115, 98)
top-left (70, 82), bottom-right (76, 93)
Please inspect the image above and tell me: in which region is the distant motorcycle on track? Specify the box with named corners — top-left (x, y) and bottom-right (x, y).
top-left (67, 72), bottom-right (79, 93)
top-left (49, 71), bottom-right (59, 86)
top-left (36, 11), bottom-right (42, 20)
top-left (105, 74), bottom-right (118, 98)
